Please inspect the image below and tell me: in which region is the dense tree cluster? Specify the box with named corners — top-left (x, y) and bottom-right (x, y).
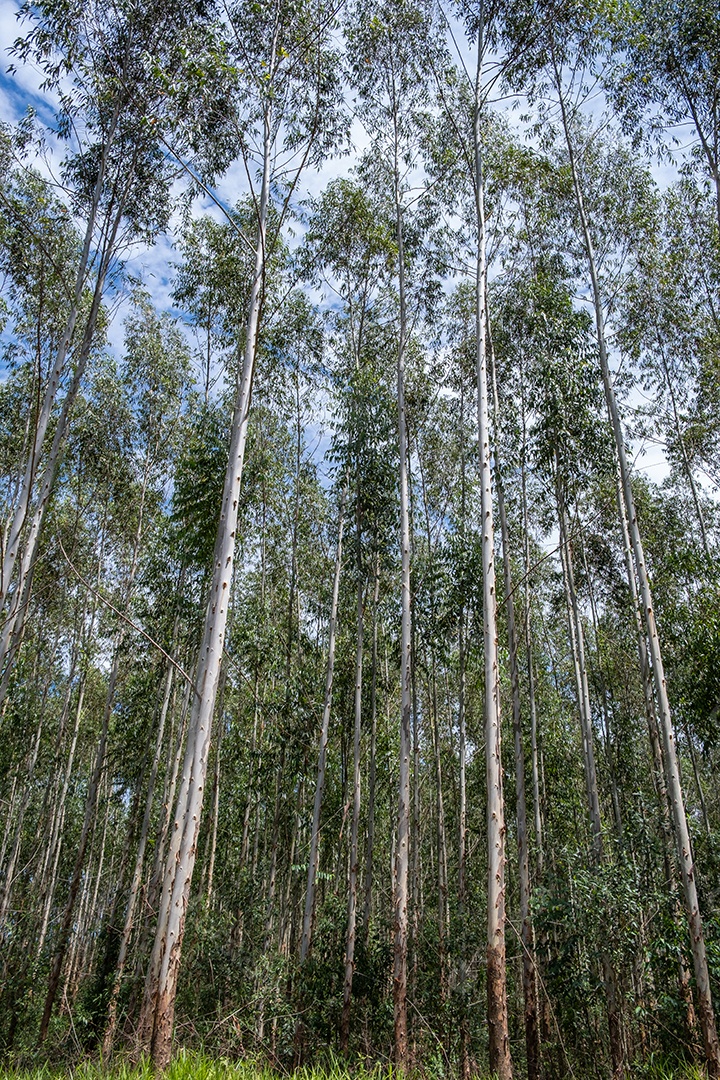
top-left (1, 0), bottom-right (719, 1076)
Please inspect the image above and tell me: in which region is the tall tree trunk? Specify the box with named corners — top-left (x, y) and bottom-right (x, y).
top-left (577, 524), bottom-right (624, 840)
top-left (362, 556), bottom-right (380, 944)
top-left (456, 381), bottom-right (471, 1080)
top-left (392, 97), bottom-right (413, 1072)
top-left (409, 605), bottom-right (421, 1011)
top-left (340, 570), bottom-right (365, 1051)
top-left (474, 22), bottom-right (511, 1078)
top-left (553, 48), bottom-right (720, 1075)
top-left (137, 108), bottom-right (272, 1069)
top-left (490, 343), bottom-right (540, 1080)
top-left (557, 490), bottom-right (625, 1077)
top-left (300, 482), bottom-right (348, 963)
top-left (519, 366), bottom-right (544, 880)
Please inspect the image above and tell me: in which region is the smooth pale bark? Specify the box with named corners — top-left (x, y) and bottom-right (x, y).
top-left (473, 25), bottom-right (511, 1078)
top-left (553, 51), bottom-right (720, 1075)
top-left (457, 383), bottom-right (468, 918)
top-left (201, 666), bottom-right (229, 906)
top-left (519, 365), bottom-right (544, 879)
top-left (429, 660), bottom-right (450, 981)
top-left (137, 112), bottom-right (272, 1069)
top-left (409, 608), bottom-right (421, 1002)
top-left (340, 572), bottom-right (364, 1050)
top-left (279, 779), bottom-right (302, 955)
top-left (362, 558), bottom-right (380, 943)
top-left (142, 674), bottom-right (192, 945)
top-left (614, 468), bottom-right (673, 850)
top-left (416, 454), bottom-right (450, 979)
top-left (300, 483), bottom-right (348, 963)
top-left (457, 601), bottom-right (472, 1080)
top-left (523, 531), bottom-right (543, 877)
top-left (263, 749), bottom-right (282, 952)
top-left (456, 385), bottom-right (471, 1080)
top-left (490, 351), bottom-right (540, 1080)
top-left (240, 428), bottom-right (269, 877)
top-left (391, 97), bottom-right (413, 1071)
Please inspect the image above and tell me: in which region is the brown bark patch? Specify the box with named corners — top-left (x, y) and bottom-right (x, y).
top-left (487, 943), bottom-right (512, 1080)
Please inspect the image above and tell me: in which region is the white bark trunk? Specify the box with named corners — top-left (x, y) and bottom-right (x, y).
top-left (474, 24), bottom-right (511, 1077)
top-left (341, 572), bottom-right (364, 1049)
top-left (299, 482), bottom-right (347, 963)
top-left (392, 119), bottom-right (413, 1068)
top-left (138, 115), bottom-right (272, 1067)
top-left (552, 48), bottom-right (719, 1074)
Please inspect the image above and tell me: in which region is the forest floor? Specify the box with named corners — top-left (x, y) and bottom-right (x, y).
top-left (0, 1052), bottom-right (710, 1080)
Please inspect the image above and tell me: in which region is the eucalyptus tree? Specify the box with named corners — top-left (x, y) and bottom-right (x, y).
top-left (563, 122), bottom-right (720, 1080)
top-left (487, 339), bottom-right (540, 1080)
top-left (335, 350), bottom-right (398, 1051)
top-left (137, 0), bottom-right (345, 1061)
top-left (93, 298), bottom-right (193, 1053)
top-left (501, 7), bottom-right (720, 1068)
top-left (436, 288), bottom-right (484, 1079)
top-left (492, 258), bottom-right (622, 1059)
top-left (297, 180), bottom-right (396, 1051)
top-left (344, 0), bottom-right (444, 1058)
top-left (437, 3), bottom-right (516, 1067)
top-left (0, 0), bottom-right (225, 686)
top-left (618, 179), bottom-right (719, 558)
top-left (35, 294), bottom-right (193, 1044)
top-left (606, 0), bottom-right (720, 235)
top-left (173, 211), bottom-right (256, 403)
top-left (0, 162), bottom-right (90, 694)
top-left (473, 106), bottom-right (510, 1077)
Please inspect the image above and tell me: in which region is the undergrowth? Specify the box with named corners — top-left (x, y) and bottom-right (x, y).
top-left (0, 1050), bottom-right (710, 1080)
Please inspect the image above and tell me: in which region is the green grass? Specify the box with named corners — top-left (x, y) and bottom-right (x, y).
top-left (0, 1051), bottom-right (710, 1080)
top-left (0, 1052), bottom-right (399, 1080)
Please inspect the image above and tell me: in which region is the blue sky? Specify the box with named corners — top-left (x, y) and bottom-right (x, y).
top-left (0, 0), bottom-right (697, 498)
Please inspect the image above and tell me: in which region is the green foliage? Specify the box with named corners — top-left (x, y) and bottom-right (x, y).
top-left (2, 0), bottom-right (720, 1074)
top-left (170, 401), bottom-right (230, 570)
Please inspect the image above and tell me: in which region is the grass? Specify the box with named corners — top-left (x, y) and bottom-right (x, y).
top-left (0, 1050), bottom-right (711, 1080)
top-left (0, 1052), bottom-right (398, 1080)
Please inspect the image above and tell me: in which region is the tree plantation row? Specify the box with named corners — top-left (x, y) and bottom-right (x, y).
top-left (0, 0), bottom-right (719, 1076)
